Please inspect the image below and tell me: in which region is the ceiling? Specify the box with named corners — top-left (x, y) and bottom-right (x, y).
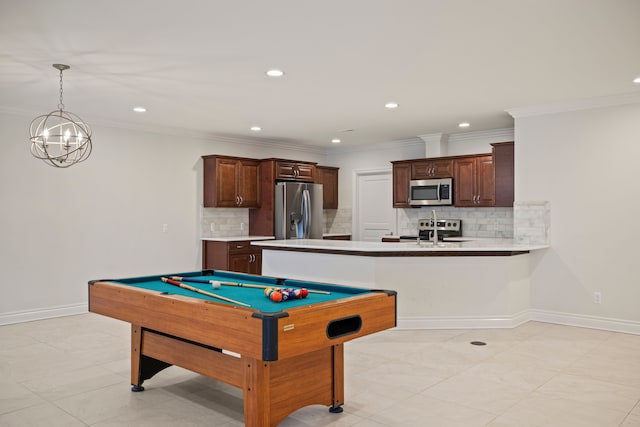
top-left (1, 0), bottom-right (639, 148)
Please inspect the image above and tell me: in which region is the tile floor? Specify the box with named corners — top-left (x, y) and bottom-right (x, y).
top-left (1, 314), bottom-right (639, 426)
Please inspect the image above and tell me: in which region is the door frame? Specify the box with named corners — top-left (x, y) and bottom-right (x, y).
top-left (351, 167), bottom-right (397, 241)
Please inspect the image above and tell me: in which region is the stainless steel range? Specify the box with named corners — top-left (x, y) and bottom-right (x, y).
top-left (400, 218), bottom-right (462, 241)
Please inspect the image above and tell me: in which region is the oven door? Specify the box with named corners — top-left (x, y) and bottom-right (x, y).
top-left (409, 179), bottom-right (452, 206)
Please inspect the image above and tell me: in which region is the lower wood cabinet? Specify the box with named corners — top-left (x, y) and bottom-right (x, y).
top-left (202, 240), bottom-right (262, 275)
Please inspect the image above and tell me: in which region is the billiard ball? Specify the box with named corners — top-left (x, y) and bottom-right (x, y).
top-left (270, 291), bottom-right (283, 302)
top-left (300, 288), bottom-right (309, 298)
top-left (211, 281), bottom-right (222, 290)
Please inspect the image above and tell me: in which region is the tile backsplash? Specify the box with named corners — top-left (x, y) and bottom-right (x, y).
top-left (397, 206), bottom-right (514, 238)
top-left (202, 203), bottom-right (548, 242)
top-left (514, 201), bottom-right (550, 245)
top-left (201, 207), bottom-right (249, 237)
top-left (323, 206), bottom-right (515, 239)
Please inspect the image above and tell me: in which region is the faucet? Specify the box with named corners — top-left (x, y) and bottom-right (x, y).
top-left (430, 209), bottom-right (438, 244)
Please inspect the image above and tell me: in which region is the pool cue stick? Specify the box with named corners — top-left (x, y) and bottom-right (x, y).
top-left (161, 277), bottom-right (251, 307)
top-left (171, 276), bottom-right (331, 295)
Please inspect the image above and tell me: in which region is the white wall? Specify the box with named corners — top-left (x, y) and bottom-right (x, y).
top-left (326, 140), bottom-right (425, 208)
top-left (515, 101), bottom-right (640, 326)
top-left (0, 111), bottom-right (325, 324)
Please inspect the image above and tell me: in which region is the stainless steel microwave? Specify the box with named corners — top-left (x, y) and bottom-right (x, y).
top-left (409, 178), bottom-right (453, 206)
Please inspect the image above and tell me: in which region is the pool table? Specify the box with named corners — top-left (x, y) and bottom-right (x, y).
top-left (88, 270), bottom-right (397, 427)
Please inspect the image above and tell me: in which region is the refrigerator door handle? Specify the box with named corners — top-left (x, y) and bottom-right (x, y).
top-left (302, 188), bottom-right (311, 238)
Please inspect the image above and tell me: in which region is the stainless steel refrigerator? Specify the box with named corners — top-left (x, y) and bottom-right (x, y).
top-left (274, 182), bottom-right (323, 239)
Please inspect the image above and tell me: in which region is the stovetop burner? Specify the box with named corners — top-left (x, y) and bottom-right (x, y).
top-left (417, 218), bottom-right (462, 240)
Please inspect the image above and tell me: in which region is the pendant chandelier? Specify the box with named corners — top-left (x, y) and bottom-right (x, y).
top-left (29, 64), bottom-right (92, 168)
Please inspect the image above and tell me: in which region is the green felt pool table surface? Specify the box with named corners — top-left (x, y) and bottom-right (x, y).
top-left (112, 269), bottom-right (373, 311)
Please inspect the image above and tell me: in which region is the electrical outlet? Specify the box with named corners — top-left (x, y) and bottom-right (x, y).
top-left (240, 222), bottom-right (245, 231)
top-left (210, 223), bottom-right (215, 232)
top-left (162, 224), bottom-right (168, 233)
top-left (593, 291), bottom-right (602, 304)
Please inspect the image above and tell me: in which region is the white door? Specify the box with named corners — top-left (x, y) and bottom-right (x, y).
top-left (354, 169), bottom-right (396, 241)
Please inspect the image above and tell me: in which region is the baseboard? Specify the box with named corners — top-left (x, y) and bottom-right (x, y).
top-left (397, 310), bottom-right (530, 330)
top-left (397, 310), bottom-right (640, 335)
top-left (0, 303), bottom-right (88, 326)
top-left (530, 309), bottom-right (640, 335)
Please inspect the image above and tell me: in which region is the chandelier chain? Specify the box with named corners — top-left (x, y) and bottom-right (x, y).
top-left (58, 68), bottom-right (65, 111)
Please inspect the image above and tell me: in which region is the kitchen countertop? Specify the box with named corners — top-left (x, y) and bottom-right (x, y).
top-left (201, 236), bottom-right (274, 242)
top-left (252, 238), bottom-right (548, 256)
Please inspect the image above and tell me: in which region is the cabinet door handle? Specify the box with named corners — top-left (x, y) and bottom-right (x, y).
top-left (235, 195), bottom-right (240, 205)
top-left (240, 195), bottom-right (244, 205)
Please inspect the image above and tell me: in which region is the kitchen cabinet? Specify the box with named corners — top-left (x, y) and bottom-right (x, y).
top-left (202, 240), bottom-right (262, 274)
top-left (392, 161), bottom-right (413, 208)
top-left (316, 166), bottom-right (339, 209)
top-left (492, 142), bottom-right (514, 207)
top-left (454, 154), bottom-right (495, 207)
top-left (274, 160), bottom-right (316, 182)
top-left (202, 155), bottom-right (260, 208)
top-left (412, 159), bottom-right (453, 179)
top-left (249, 158), bottom-right (318, 236)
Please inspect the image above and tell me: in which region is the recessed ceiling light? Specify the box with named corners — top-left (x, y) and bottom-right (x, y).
top-left (384, 102), bottom-right (399, 109)
top-left (634, 76), bottom-right (640, 84)
top-left (331, 139), bottom-right (341, 144)
top-left (250, 126), bottom-right (262, 131)
top-left (133, 107), bottom-right (146, 113)
top-left (458, 122), bottom-right (470, 128)
top-left (266, 69), bottom-right (284, 77)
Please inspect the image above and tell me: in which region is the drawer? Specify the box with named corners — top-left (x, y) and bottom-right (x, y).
top-left (227, 241), bottom-right (252, 253)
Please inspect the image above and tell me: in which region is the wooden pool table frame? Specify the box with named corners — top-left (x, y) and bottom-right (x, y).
top-left (88, 271), bottom-right (396, 427)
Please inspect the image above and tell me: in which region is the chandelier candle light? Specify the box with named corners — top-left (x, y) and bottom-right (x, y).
top-left (29, 64), bottom-right (92, 168)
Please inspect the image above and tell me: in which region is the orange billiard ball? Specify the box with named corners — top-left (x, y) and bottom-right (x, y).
top-left (269, 291), bottom-right (283, 302)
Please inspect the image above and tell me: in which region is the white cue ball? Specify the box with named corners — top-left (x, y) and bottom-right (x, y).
top-left (210, 281), bottom-right (222, 290)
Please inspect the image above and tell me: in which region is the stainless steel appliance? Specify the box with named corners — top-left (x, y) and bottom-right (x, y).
top-left (274, 182), bottom-right (323, 239)
top-left (399, 218), bottom-right (462, 241)
top-left (409, 177), bottom-right (453, 206)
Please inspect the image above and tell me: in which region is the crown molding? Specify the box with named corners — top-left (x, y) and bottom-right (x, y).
top-left (506, 92), bottom-right (640, 118)
top-left (417, 132), bottom-right (447, 144)
top-left (447, 128), bottom-right (514, 143)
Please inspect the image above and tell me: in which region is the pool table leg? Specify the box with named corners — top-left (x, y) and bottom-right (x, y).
top-left (330, 343), bottom-right (345, 413)
top-left (242, 344), bottom-right (346, 426)
top-left (130, 324), bottom-right (171, 392)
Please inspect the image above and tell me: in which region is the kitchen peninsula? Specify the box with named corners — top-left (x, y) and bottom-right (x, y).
top-left (252, 238), bottom-right (548, 329)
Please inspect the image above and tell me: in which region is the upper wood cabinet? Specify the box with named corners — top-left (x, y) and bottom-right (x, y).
top-left (412, 159), bottom-right (453, 179)
top-left (492, 142), bottom-right (514, 207)
top-left (391, 142), bottom-right (513, 208)
top-left (316, 166), bottom-right (339, 209)
top-left (453, 154), bottom-right (495, 207)
top-left (202, 155), bottom-right (261, 208)
top-left (392, 161), bottom-right (413, 208)
top-left (274, 160), bottom-right (316, 182)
